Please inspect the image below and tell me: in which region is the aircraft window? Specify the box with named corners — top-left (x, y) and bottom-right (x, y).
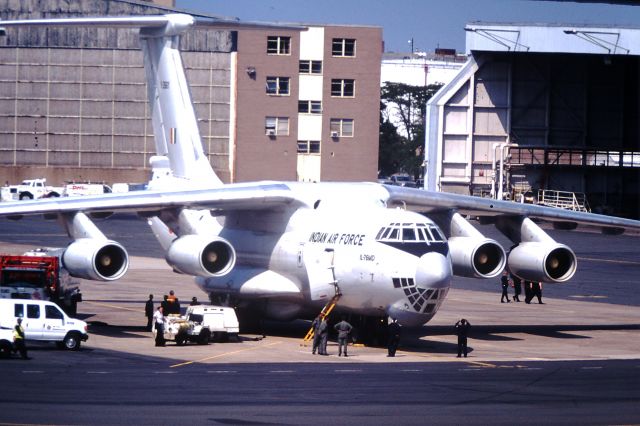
top-left (402, 228), bottom-right (416, 241)
top-left (430, 226), bottom-right (445, 242)
top-left (388, 228), bottom-right (399, 240)
top-left (376, 228), bottom-right (386, 240)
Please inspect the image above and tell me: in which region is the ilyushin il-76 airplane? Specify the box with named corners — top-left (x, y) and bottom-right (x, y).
top-left (1, 14), bottom-right (639, 339)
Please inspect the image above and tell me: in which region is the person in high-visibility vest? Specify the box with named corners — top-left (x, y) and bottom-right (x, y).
top-left (13, 318), bottom-right (29, 360)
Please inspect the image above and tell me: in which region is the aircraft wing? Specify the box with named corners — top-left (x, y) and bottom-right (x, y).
top-left (383, 185), bottom-right (640, 234)
top-left (0, 183), bottom-right (296, 218)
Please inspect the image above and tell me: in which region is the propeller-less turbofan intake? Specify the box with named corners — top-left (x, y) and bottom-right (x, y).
top-left (442, 213), bottom-right (506, 279)
top-left (448, 237), bottom-right (506, 278)
top-left (508, 242), bottom-right (576, 283)
top-left (166, 235), bottom-right (236, 277)
top-left (62, 238), bottom-right (129, 281)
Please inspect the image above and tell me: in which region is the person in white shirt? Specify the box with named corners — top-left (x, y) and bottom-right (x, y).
top-left (153, 306), bottom-right (166, 347)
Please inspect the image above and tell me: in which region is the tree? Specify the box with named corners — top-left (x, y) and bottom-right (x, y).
top-left (379, 82), bottom-right (442, 178)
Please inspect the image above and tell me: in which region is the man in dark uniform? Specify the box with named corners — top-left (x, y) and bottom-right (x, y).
top-left (510, 273), bottom-right (522, 302)
top-left (334, 316), bottom-right (353, 357)
top-left (318, 316), bottom-right (329, 355)
top-left (532, 281), bottom-right (544, 304)
top-left (190, 296), bottom-right (201, 306)
top-left (387, 318), bottom-right (401, 357)
top-left (500, 270), bottom-right (511, 303)
top-left (524, 281), bottom-right (533, 304)
top-left (311, 315), bottom-right (321, 355)
top-left (455, 318), bottom-right (471, 358)
top-left (144, 294), bottom-right (154, 331)
top-left (13, 318), bottom-right (29, 360)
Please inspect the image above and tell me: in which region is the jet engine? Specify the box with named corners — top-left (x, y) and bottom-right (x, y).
top-left (442, 212), bottom-right (506, 279)
top-left (166, 235), bottom-right (236, 277)
top-left (448, 237), bottom-right (506, 279)
top-left (507, 242), bottom-right (576, 283)
top-left (62, 238), bottom-right (129, 281)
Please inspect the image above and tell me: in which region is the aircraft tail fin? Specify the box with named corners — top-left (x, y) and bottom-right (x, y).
top-left (139, 15), bottom-right (222, 186)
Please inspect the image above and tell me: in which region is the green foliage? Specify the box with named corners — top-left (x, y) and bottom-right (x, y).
top-left (379, 82), bottom-right (442, 178)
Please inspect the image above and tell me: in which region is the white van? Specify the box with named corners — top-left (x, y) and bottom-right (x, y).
top-left (0, 299), bottom-right (88, 350)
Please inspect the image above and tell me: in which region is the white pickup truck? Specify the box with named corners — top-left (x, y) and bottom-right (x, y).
top-left (1, 178), bottom-right (63, 201)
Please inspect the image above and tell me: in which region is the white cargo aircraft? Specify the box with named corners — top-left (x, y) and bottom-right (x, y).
top-left (1, 14), bottom-right (639, 339)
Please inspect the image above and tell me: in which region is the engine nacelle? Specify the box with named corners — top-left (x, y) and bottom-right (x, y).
top-left (166, 235), bottom-right (236, 277)
top-left (508, 242), bottom-right (577, 283)
top-left (448, 237), bottom-right (506, 279)
top-left (63, 238), bottom-right (129, 281)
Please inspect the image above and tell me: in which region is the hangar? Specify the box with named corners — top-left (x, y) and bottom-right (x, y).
top-left (0, 0), bottom-right (381, 186)
top-left (425, 22), bottom-right (640, 219)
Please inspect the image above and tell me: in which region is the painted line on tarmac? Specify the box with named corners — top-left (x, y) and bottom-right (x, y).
top-left (170, 341), bottom-right (283, 368)
top-left (85, 300), bottom-right (141, 313)
top-left (270, 370), bottom-right (295, 373)
top-left (577, 256), bottom-right (640, 266)
top-left (465, 361), bottom-right (496, 368)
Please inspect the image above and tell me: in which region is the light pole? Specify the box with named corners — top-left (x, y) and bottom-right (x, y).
top-left (408, 37), bottom-right (414, 56)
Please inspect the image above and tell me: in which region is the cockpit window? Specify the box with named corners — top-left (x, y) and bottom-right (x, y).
top-left (402, 228), bottom-right (416, 241)
top-left (376, 222), bottom-right (445, 243)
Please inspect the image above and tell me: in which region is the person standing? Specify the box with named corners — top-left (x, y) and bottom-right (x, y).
top-left (153, 306), bottom-right (166, 347)
top-left (524, 281), bottom-right (533, 304)
top-left (334, 316), bottom-right (353, 357)
top-left (510, 274), bottom-right (522, 302)
top-left (311, 316), bottom-right (321, 355)
top-left (500, 270), bottom-right (511, 303)
top-left (13, 318), bottom-right (29, 360)
top-left (387, 318), bottom-right (401, 357)
top-left (144, 294), bottom-right (154, 331)
top-left (532, 282), bottom-right (544, 304)
top-left (318, 316), bottom-right (329, 355)
top-left (455, 318), bottom-right (471, 358)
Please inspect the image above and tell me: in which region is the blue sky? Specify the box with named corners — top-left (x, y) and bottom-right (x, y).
top-left (175, 0), bottom-right (640, 53)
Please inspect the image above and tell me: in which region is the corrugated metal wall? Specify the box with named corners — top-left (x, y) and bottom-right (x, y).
top-left (0, 0), bottom-right (234, 184)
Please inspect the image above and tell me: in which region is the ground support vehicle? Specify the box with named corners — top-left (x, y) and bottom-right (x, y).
top-left (153, 305), bottom-right (239, 345)
top-left (1, 178), bottom-right (63, 201)
top-left (0, 250), bottom-right (82, 315)
top-left (0, 299), bottom-right (89, 351)
top-left (63, 182), bottom-right (112, 197)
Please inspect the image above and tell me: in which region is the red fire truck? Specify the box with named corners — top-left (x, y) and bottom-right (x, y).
top-left (0, 249), bottom-right (82, 315)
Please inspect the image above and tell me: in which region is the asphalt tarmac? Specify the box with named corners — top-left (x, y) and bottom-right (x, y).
top-left (0, 215), bottom-right (639, 425)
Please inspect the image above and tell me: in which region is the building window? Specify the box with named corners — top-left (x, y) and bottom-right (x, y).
top-left (330, 118), bottom-right (354, 137)
top-left (298, 100), bottom-right (322, 114)
top-left (297, 140), bottom-right (320, 154)
top-left (332, 38), bottom-right (356, 57)
top-left (265, 117), bottom-right (290, 136)
top-left (267, 36), bottom-right (291, 55)
top-left (299, 60), bottom-right (322, 74)
top-left (331, 79), bottom-right (355, 97)
top-left (266, 76), bottom-right (290, 95)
